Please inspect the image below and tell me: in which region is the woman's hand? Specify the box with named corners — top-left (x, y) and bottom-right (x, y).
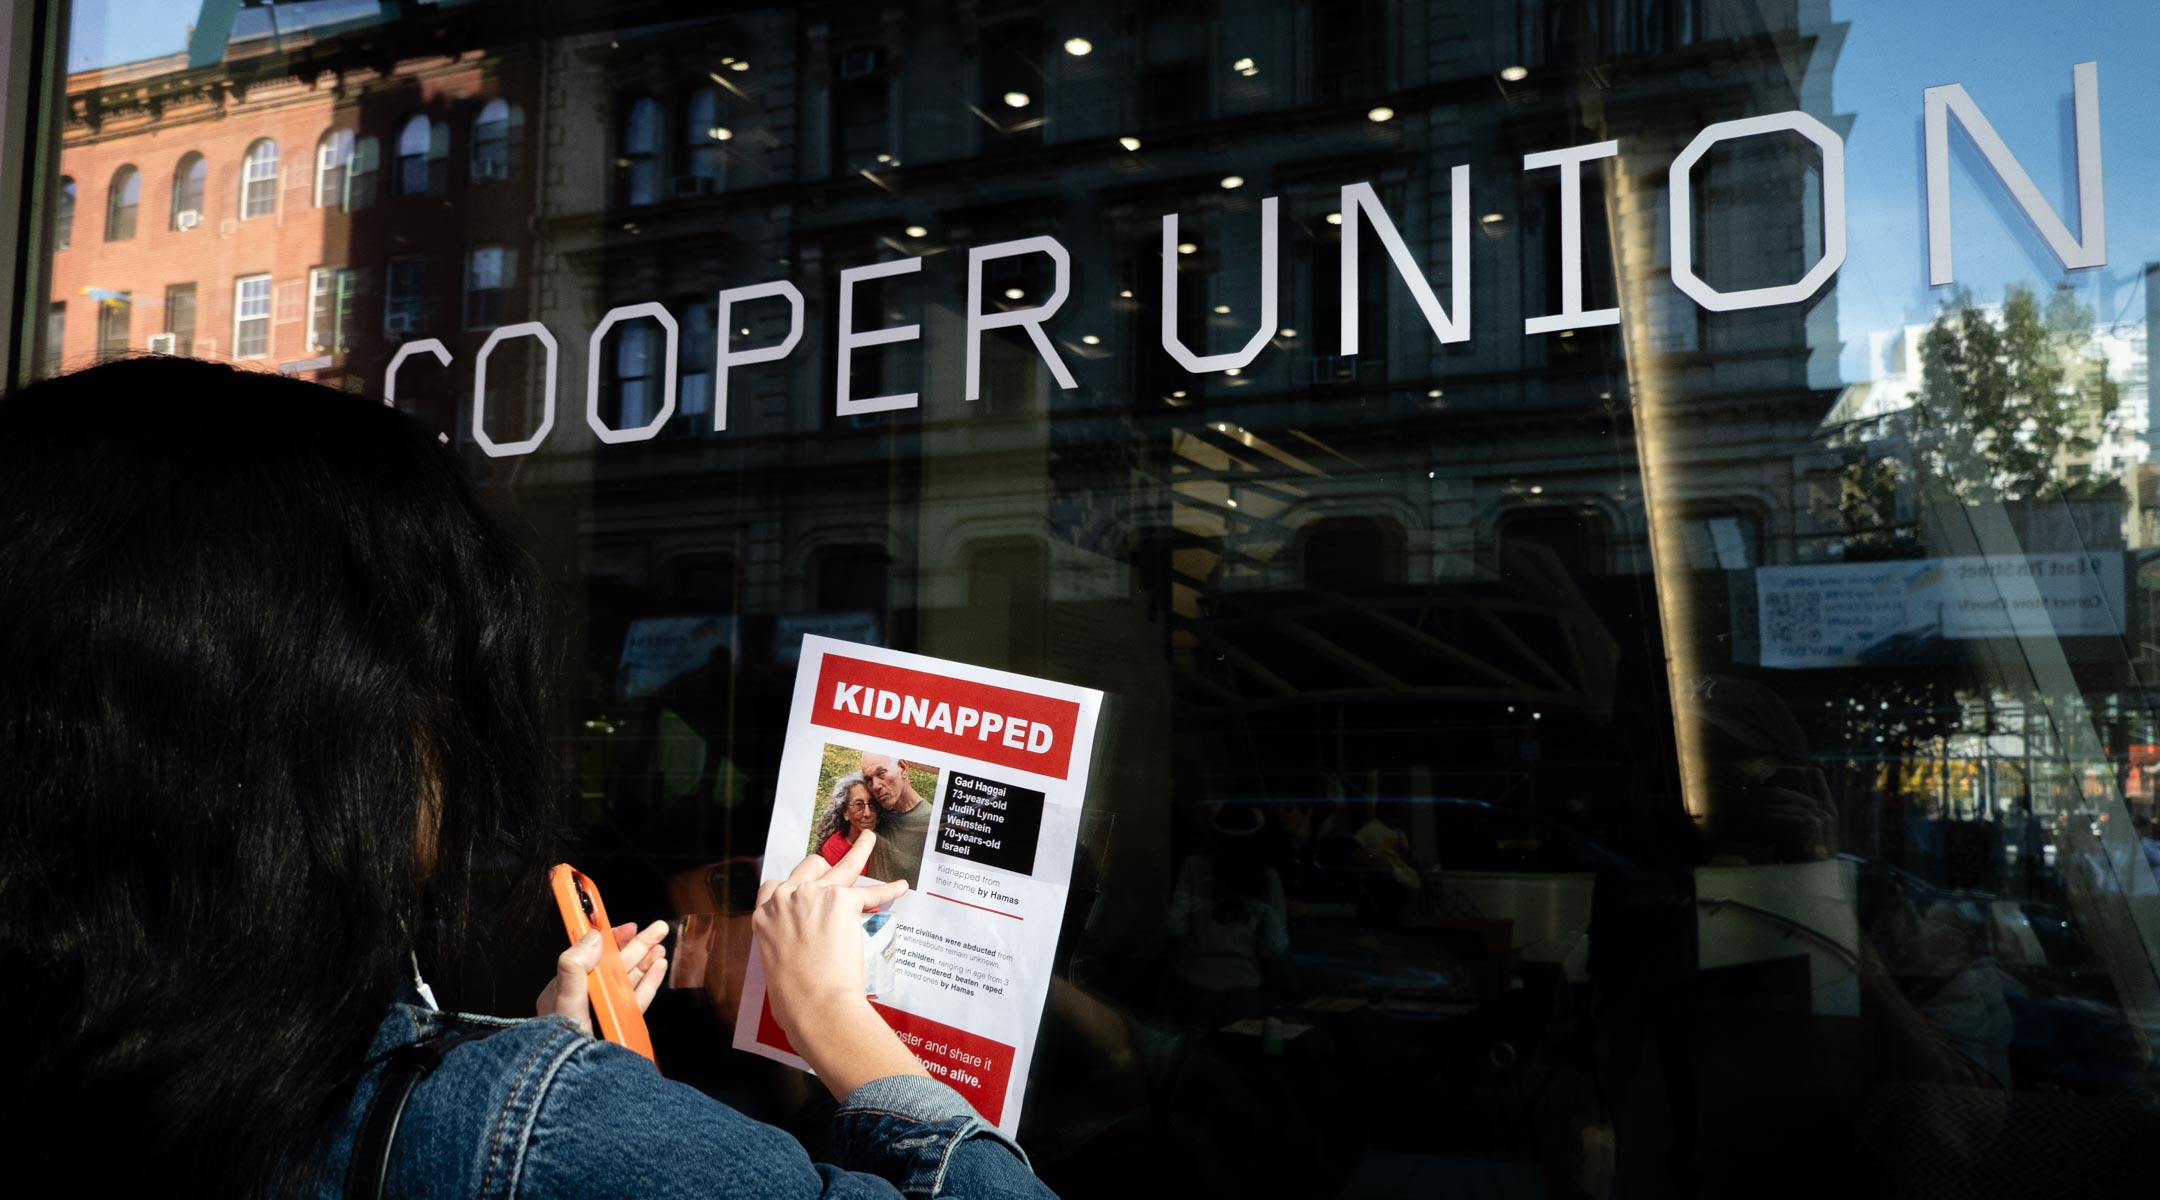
top-left (755, 833), bottom-right (928, 1099)
top-left (538, 919), bottom-right (670, 1036)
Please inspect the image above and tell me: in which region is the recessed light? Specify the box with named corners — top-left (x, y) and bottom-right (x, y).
top-left (1480, 212), bottom-right (1505, 224)
top-left (1004, 287), bottom-right (1025, 300)
top-left (1118, 289), bottom-right (1133, 298)
top-left (731, 61), bottom-right (749, 72)
top-left (1171, 390), bottom-right (1186, 398)
top-left (1177, 242), bottom-right (1197, 255)
top-left (1530, 485), bottom-right (1544, 494)
top-left (1233, 57), bottom-right (1256, 73)
top-left (1558, 329), bottom-right (1575, 338)
top-left (710, 127), bottom-right (733, 141)
top-left (876, 153), bottom-right (891, 163)
top-left (904, 225), bottom-right (927, 238)
top-left (1226, 498), bottom-right (1239, 508)
top-left (1500, 65), bottom-right (1528, 82)
top-left (1367, 105), bottom-right (1395, 122)
top-left (1081, 334), bottom-right (1101, 345)
top-left (1003, 91), bottom-right (1031, 108)
top-left (1213, 305), bottom-right (1230, 314)
top-left (1223, 367), bottom-right (1241, 376)
top-left (721, 56), bottom-right (735, 65)
top-left (1324, 212), bottom-right (1343, 226)
top-left (1427, 389), bottom-right (1443, 398)
top-left (1118, 136), bottom-right (1141, 151)
top-left (739, 327), bottom-right (749, 336)
top-left (1279, 328), bottom-right (1297, 337)
top-left (1064, 37), bottom-right (1093, 57)
top-left (1220, 175), bottom-right (1244, 189)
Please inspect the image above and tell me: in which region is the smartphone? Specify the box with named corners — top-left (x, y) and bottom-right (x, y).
top-left (548, 863), bottom-right (657, 1063)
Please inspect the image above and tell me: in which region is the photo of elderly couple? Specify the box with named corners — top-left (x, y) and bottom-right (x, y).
top-left (809, 743), bottom-right (941, 889)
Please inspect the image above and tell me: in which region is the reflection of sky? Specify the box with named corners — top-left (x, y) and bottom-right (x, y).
top-left (65, 2), bottom-right (2160, 388)
top-left (1833, 1), bottom-right (2160, 381)
top-left (66, 1), bottom-right (401, 72)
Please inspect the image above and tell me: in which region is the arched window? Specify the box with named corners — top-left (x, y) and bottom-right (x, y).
top-left (396, 115), bottom-right (444, 196)
top-left (682, 87), bottom-right (725, 192)
top-left (104, 165), bottom-right (140, 241)
top-left (240, 139), bottom-right (278, 219)
top-left (618, 96), bottom-right (658, 206)
top-left (471, 98), bottom-right (521, 182)
top-left (54, 177), bottom-right (74, 250)
top-left (170, 152), bottom-right (206, 228)
top-left (315, 130), bottom-right (354, 208)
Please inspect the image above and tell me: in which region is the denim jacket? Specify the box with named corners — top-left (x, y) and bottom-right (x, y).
top-left (316, 1000), bottom-right (1054, 1199)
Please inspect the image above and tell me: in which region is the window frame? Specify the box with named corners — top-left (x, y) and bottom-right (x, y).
top-left (315, 130), bottom-right (355, 209)
top-left (232, 273), bottom-right (272, 359)
top-left (104, 165), bottom-right (139, 241)
top-left (240, 139), bottom-right (278, 220)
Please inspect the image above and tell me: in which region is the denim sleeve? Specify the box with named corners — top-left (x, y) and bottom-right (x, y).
top-left (830, 1075), bottom-right (1055, 1200)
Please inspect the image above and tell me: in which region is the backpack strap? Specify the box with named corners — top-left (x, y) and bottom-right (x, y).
top-left (348, 1021), bottom-right (495, 1199)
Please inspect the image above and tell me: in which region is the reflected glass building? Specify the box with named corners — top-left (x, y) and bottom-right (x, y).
top-left (4, 1), bottom-right (2159, 1195)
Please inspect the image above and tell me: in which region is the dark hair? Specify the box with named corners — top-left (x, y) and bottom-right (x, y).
top-left (0, 358), bottom-right (558, 1188)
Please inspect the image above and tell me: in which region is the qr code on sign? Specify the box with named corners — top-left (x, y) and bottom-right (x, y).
top-left (1764, 591), bottom-right (1824, 645)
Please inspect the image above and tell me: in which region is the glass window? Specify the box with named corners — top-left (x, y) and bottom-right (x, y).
top-left (240, 140), bottom-right (277, 219)
top-left (232, 274), bottom-right (270, 359)
top-left (103, 165), bottom-right (138, 241)
top-left (54, 177), bottom-right (72, 251)
top-left (680, 88), bottom-right (724, 194)
top-left (315, 131), bottom-right (354, 209)
top-left (618, 96), bottom-right (658, 206)
top-left (169, 153), bottom-right (205, 229)
top-left (26, 6), bottom-right (2160, 1195)
top-left (42, 302), bottom-right (63, 378)
top-left (307, 267), bottom-right (364, 354)
top-left (463, 245), bottom-right (514, 330)
top-left (396, 115), bottom-right (442, 196)
top-left (162, 282), bottom-right (195, 356)
top-left (472, 98), bottom-right (519, 183)
top-left (383, 256), bottom-right (426, 337)
top-left (94, 291), bottom-right (130, 359)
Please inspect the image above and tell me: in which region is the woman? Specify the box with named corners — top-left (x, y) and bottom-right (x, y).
top-left (816, 774), bottom-right (883, 865)
top-left (0, 358), bottom-right (1054, 1197)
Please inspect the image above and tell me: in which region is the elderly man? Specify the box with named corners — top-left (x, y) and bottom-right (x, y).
top-left (860, 751), bottom-right (932, 885)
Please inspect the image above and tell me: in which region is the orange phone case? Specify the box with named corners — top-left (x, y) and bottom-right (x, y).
top-left (549, 863), bottom-right (657, 1062)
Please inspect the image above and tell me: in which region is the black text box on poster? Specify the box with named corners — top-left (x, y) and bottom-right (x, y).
top-left (936, 772), bottom-right (1045, 876)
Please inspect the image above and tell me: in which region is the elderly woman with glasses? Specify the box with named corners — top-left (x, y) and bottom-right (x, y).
top-left (815, 772), bottom-right (883, 866)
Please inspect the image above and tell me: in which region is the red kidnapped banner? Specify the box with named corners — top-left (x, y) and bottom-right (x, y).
top-left (757, 997), bottom-right (1018, 1125)
top-left (811, 653), bottom-right (1081, 779)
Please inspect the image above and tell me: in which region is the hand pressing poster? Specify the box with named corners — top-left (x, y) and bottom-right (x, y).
top-left (734, 635), bottom-right (1103, 1134)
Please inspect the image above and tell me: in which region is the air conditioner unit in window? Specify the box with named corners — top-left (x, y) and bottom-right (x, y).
top-left (146, 332), bottom-right (177, 354)
top-left (175, 209), bottom-right (201, 230)
top-left (672, 173), bottom-right (716, 198)
top-left (839, 48), bottom-right (882, 79)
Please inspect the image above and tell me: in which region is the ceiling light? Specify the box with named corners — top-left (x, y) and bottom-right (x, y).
top-left (1366, 105), bottom-right (1395, 122)
top-left (721, 56), bottom-right (735, 65)
top-left (876, 153), bottom-right (891, 163)
top-left (1118, 289), bottom-right (1133, 298)
top-left (1220, 175), bottom-right (1244, 189)
top-left (1004, 287), bottom-right (1025, 300)
top-left (1171, 390), bottom-right (1187, 398)
top-left (1558, 329), bottom-right (1575, 338)
top-left (731, 61), bottom-right (749, 72)
top-left (1177, 242), bottom-right (1197, 255)
top-left (1003, 91), bottom-right (1031, 108)
top-left (1081, 334), bottom-right (1101, 345)
top-left (1324, 211), bottom-right (1343, 226)
top-left (904, 224), bottom-right (927, 238)
top-left (1118, 135), bottom-right (1141, 151)
top-left (709, 127), bottom-right (733, 141)
top-left (1500, 65), bottom-right (1528, 82)
top-left (1427, 388), bottom-right (1443, 398)
top-left (1226, 498), bottom-right (1239, 508)
top-left (1213, 304), bottom-right (1231, 314)
top-left (1233, 57), bottom-right (1256, 73)
top-left (1279, 328), bottom-right (1297, 337)
top-left (1223, 367), bottom-right (1241, 377)
top-left (1064, 37), bottom-right (1093, 56)
top-left (739, 327), bottom-right (749, 336)
top-left (1480, 212), bottom-right (1505, 224)
top-left (1530, 485), bottom-right (1544, 494)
